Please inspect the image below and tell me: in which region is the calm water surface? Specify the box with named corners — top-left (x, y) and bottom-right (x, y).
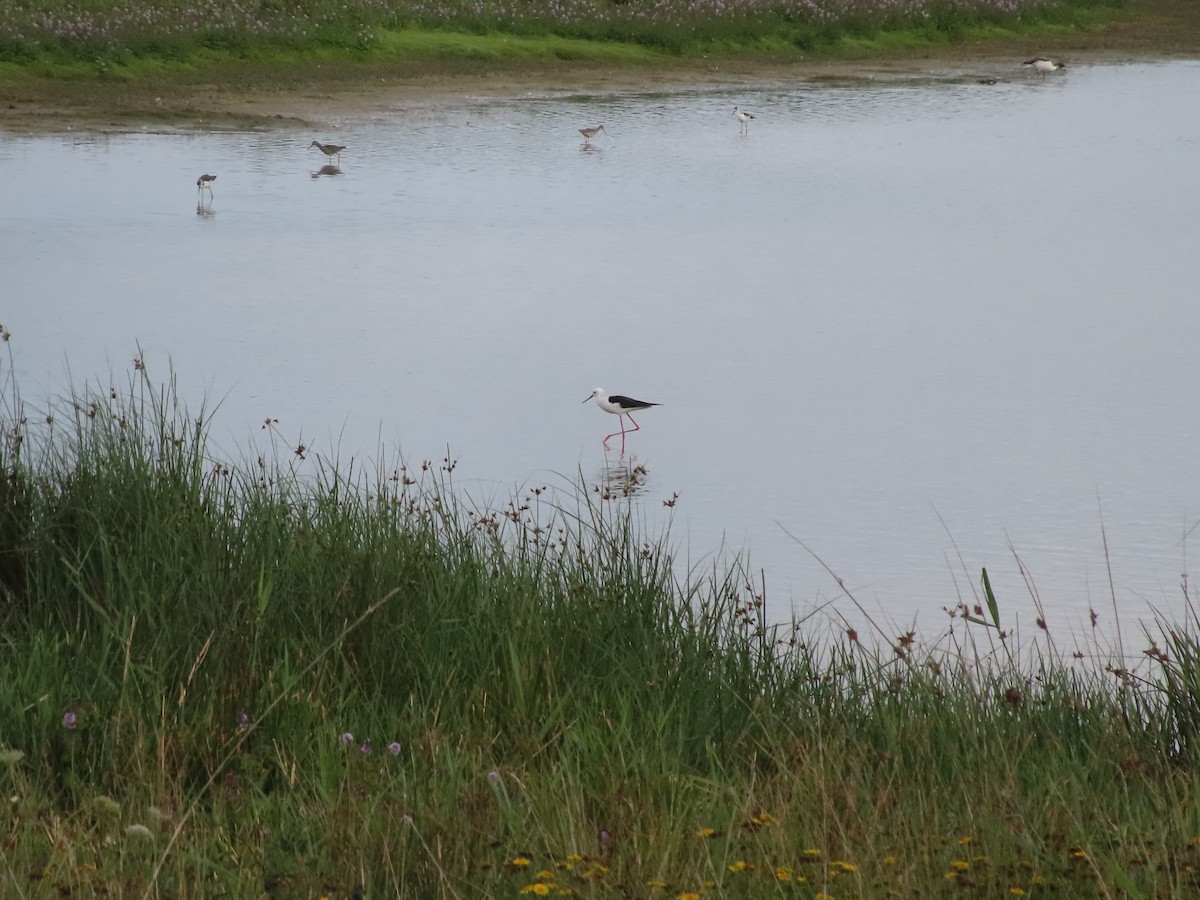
top-left (4, 61), bottom-right (1199, 645)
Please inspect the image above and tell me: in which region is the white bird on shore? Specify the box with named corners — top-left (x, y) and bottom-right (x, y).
top-left (732, 106), bottom-right (755, 133)
top-left (1024, 57), bottom-right (1066, 77)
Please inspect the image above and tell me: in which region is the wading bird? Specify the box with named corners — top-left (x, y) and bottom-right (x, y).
top-left (579, 125), bottom-right (607, 145)
top-left (196, 173), bottom-right (216, 198)
top-left (583, 388), bottom-right (660, 448)
top-left (1024, 57), bottom-right (1066, 77)
top-left (309, 140), bottom-right (346, 164)
top-left (733, 106), bottom-right (754, 133)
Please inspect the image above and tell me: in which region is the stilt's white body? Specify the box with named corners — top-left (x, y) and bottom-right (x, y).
top-left (196, 174), bottom-right (216, 197)
top-left (1024, 57), bottom-right (1066, 76)
top-left (583, 388), bottom-right (660, 448)
top-left (733, 106), bottom-right (755, 133)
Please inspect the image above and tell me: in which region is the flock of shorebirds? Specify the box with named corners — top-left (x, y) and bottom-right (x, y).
top-left (196, 57), bottom-right (1065, 205)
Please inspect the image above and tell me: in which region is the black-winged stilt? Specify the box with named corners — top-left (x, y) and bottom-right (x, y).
top-left (579, 125), bottom-right (607, 145)
top-left (584, 388), bottom-right (659, 448)
top-left (309, 140), bottom-right (346, 164)
top-left (732, 106), bottom-right (754, 133)
top-left (1024, 57), bottom-right (1066, 77)
top-left (196, 173), bottom-right (216, 198)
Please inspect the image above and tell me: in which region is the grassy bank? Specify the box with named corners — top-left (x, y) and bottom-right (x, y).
top-left (4, 352), bottom-right (1200, 898)
top-left (0, 0), bottom-right (1129, 79)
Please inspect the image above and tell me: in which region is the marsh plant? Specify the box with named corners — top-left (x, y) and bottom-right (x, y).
top-left (0, 0), bottom-right (1122, 64)
top-left (3, 348), bottom-right (1200, 898)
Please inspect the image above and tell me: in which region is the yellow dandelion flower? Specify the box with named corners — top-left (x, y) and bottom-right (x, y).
top-left (832, 860), bottom-right (858, 872)
top-left (727, 860), bottom-right (749, 873)
top-left (1032, 874), bottom-right (1046, 885)
top-left (815, 893), bottom-right (834, 900)
top-left (944, 872), bottom-right (962, 880)
top-left (702, 880), bottom-right (716, 888)
top-left (883, 855), bottom-right (898, 865)
top-left (749, 811), bottom-right (777, 826)
top-left (951, 859), bottom-right (970, 871)
top-left (1009, 889), bottom-right (1027, 896)
top-left (555, 861), bottom-right (574, 871)
top-left (677, 893), bottom-right (701, 900)
top-left (1071, 849), bottom-right (1088, 860)
top-left (972, 855), bottom-right (989, 864)
top-left (557, 890), bottom-right (575, 897)
top-left (537, 870), bottom-right (555, 879)
top-left (566, 853), bottom-right (584, 861)
top-left (958, 836), bottom-right (973, 845)
top-left (802, 848), bottom-right (823, 858)
top-left (774, 867), bottom-right (792, 881)
top-left (646, 880), bottom-right (669, 890)
top-left (511, 857), bottom-right (532, 868)
top-left (695, 827), bottom-right (717, 838)
top-left (520, 884), bottom-right (552, 896)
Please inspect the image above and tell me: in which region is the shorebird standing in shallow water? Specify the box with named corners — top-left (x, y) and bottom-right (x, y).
top-left (309, 140), bottom-right (346, 164)
top-left (733, 106), bottom-right (755, 134)
top-left (196, 173), bottom-right (216, 199)
top-left (579, 125), bottom-right (607, 145)
top-left (1024, 57), bottom-right (1066, 77)
top-left (584, 388), bottom-right (660, 449)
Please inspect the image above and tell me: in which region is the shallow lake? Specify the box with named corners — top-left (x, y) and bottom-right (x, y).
top-left (4, 59), bottom-right (1199, 649)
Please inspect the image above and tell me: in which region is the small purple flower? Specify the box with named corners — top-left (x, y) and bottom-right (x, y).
top-left (401, 813), bottom-right (414, 826)
top-left (487, 769), bottom-right (502, 784)
top-left (387, 741), bottom-right (402, 755)
top-left (237, 712), bottom-right (251, 732)
top-left (62, 711), bottom-right (78, 730)
top-left (360, 740), bottom-right (372, 755)
top-left (339, 732), bottom-right (354, 746)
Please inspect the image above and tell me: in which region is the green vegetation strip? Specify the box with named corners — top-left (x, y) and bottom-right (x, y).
top-left (0, 0), bottom-right (1129, 80)
top-left (4, 350), bottom-right (1200, 897)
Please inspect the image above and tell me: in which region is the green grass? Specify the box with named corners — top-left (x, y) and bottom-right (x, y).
top-left (4, 351), bottom-right (1200, 897)
top-left (0, 0), bottom-right (1138, 84)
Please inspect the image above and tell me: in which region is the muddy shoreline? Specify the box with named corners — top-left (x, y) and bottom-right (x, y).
top-left (2, 10), bottom-right (1198, 134)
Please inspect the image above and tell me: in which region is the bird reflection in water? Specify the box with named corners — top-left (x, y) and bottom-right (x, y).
top-left (594, 459), bottom-right (649, 499)
top-left (195, 201), bottom-right (215, 218)
top-left (311, 164), bottom-right (343, 178)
